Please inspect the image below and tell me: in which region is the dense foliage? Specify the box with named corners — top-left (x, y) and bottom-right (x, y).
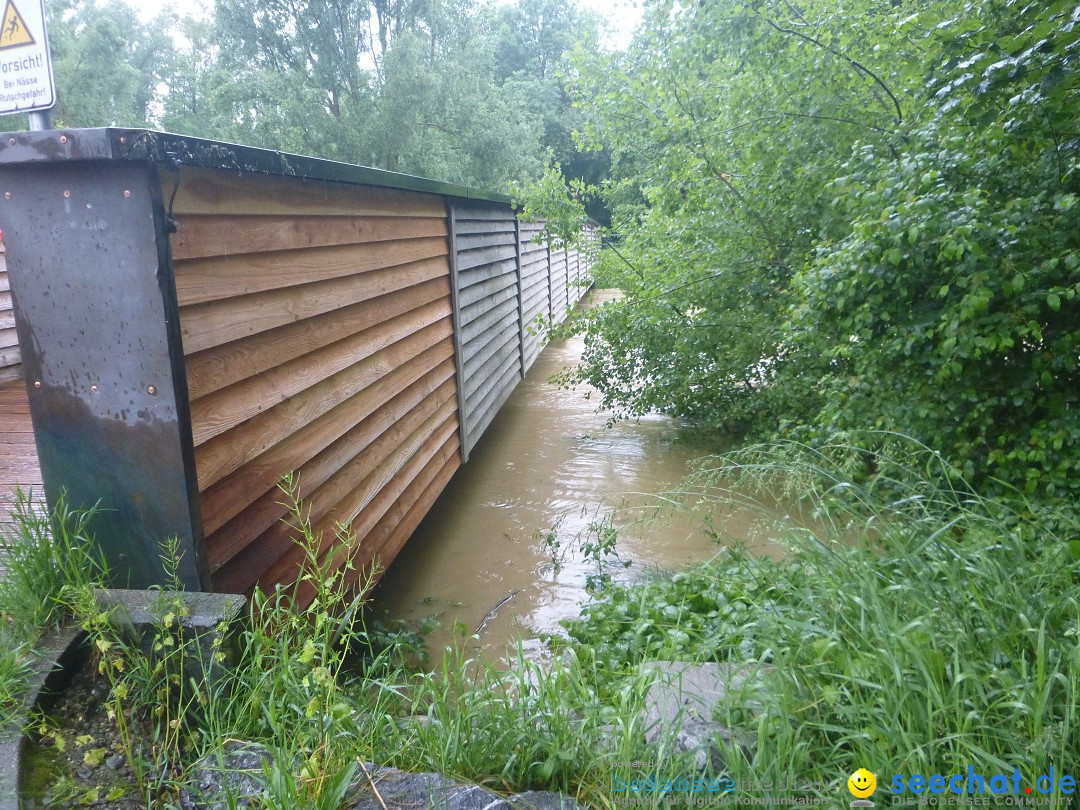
top-left (561, 444), bottom-right (1080, 778)
top-left (563, 0), bottom-right (1080, 499)
top-left (2, 0), bottom-right (605, 190)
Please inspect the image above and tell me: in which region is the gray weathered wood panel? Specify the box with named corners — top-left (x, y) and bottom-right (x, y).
top-left (519, 221), bottom-right (549, 373)
top-left (0, 245), bottom-right (20, 386)
top-left (451, 200), bottom-right (522, 457)
top-left (550, 246), bottom-right (568, 325)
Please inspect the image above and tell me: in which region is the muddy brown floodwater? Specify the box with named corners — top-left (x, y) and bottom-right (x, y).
top-left (370, 290), bottom-right (786, 661)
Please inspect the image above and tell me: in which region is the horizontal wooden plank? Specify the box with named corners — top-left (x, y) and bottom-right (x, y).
top-left (0, 312), bottom-right (14, 331)
top-left (336, 441), bottom-right (460, 601)
top-left (191, 299), bottom-right (451, 445)
top-left (451, 201), bottom-right (515, 221)
top-left (457, 259), bottom-right (518, 295)
top-left (299, 415), bottom-right (461, 603)
top-left (521, 273), bottom-right (547, 295)
top-left (466, 353), bottom-right (520, 441)
top-left (521, 252), bottom-right (548, 272)
top-left (0, 381), bottom-right (40, 526)
top-left (522, 287), bottom-right (547, 312)
top-left (465, 343), bottom-right (520, 415)
top-left (524, 342), bottom-right (544, 373)
top-left (295, 396), bottom-right (457, 552)
top-left (523, 297), bottom-right (549, 325)
top-left (455, 231), bottom-right (516, 253)
top-left (0, 328), bottom-right (18, 350)
top-left (463, 318), bottom-right (519, 381)
top-left (180, 255), bottom-right (449, 355)
top-left (458, 268), bottom-right (517, 309)
top-left (526, 277), bottom-right (548, 300)
top-left (200, 351), bottom-right (455, 535)
top-left (172, 214), bottom-right (448, 261)
top-left (194, 324), bottom-right (453, 491)
top-left (186, 278), bottom-right (449, 400)
top-left (456, 244), bottom-right (517, 273)
top-left (452, 219), bottom-right (516, 237)
top-left (0, 364), bottom-right (20, 386)
top-left (461, 295), bottom-right (518, 348)
top-left (162, 165), bottom-right (448, 219)
top-left (205, 373), bottom-right (456, 567)
top-left (460, 282), bottom-right (517, 329)
top-left (0, 343), bottom-right (20, 370)
top-left (237, 407), bottom-right (459, 595)
top-left (206, 377), bottom-right (456, 571)
top-left (174, 236), bottom-right (448, 306)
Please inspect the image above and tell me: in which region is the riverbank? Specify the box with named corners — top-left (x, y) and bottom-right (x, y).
top-left (371, 289), bottom-right (788, 662)
top-left (4, 440), bottom-right (1079, 807)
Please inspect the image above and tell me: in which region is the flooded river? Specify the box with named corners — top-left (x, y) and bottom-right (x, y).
top-left (371, 290), bottom-right (785, 659)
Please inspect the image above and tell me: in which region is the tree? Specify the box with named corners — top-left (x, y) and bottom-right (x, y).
top-left (788, 0), bottom-right (1080, 496)
top-left (0, 0), bottom-right (175, 130)
top-left (562, 0), bottom-right (1080, 499)
top-left (561, 0), bottom-right (915, 433)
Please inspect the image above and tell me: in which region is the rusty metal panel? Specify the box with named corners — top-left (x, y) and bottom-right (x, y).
top-left (0, 159), bottom-right (209, 590)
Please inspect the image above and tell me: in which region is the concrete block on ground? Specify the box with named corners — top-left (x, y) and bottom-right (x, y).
top-left (639, 660), bottom-right (765, 771)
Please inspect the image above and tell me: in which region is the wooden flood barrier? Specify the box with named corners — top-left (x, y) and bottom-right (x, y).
top-left (0, 128), bottom-right (595, 603)
top-left (0, 243), bottom-right (44, 530)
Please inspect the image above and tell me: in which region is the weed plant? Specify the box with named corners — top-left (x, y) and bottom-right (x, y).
top-left (562, 440), bottom-right (1080, 785)
top-left (0, 490), bottom-right (104, 729)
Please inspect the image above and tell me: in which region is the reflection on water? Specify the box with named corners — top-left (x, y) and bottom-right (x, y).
top-left (370, 290), bottom-right (786, 659)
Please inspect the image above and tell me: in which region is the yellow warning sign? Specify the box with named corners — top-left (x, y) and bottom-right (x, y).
top-left (0, 0), bottom-right (34, 51)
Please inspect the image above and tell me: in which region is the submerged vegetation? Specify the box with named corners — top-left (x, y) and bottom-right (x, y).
top-left (4, 440), bottom-right (1079, 804)
top-left (2, 0), bottom-right (1078, 803)
top-left (564, 441), bottom-right (1080, 779)
top-left (540, 0), bottom-right (1080, 504)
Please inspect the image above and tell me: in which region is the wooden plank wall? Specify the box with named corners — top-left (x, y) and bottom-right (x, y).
top-left (549, 244), bottom-right (569, 326)
top-left (519, 221), bottom-right (549, 373)
top-left (451, 213), bottom-right (597, 458)
top-left (0, 244), bottom-right (20, 386)
top-left (450, 200), bottom-right (523, 458)
top-left (0, 380), bottom-right (43, 531)
top-left (0, 162), bottom-right (597, 599)
top-left (165, 166), bottom-right (461, 604)
top-left (0, 241), bottom-right (44, 530)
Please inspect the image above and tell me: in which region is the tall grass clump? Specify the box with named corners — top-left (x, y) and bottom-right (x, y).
top-left (0, 489), bottom-right (105, 638)
top-left (563, 438), bottom-right (1080, 783)
top-left (72, 475), bottom-right (409, 806)
top-left (0, 490), bottom-right (105, 729)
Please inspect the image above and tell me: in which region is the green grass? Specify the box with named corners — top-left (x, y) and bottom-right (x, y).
top-left (5, 443), bottom-right (1079, 807)
top-left (562, 439), bottom-right (1080, 786)
top-left (0, 489), bottom-right (105, 730)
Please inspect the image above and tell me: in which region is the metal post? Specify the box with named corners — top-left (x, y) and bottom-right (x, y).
top-left (445, 199), bottom-right (470, 464)
top-left (514, 216), bottom-right (525, 381)
top-left (28, 111), bottom-right (52, 131)
top-left (0, 156), bottom-right (210, 590)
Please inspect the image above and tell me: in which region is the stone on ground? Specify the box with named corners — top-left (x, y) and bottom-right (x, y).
top-left (182, 742), bottom-right (584, 810)
top-left (638, 660), bottom-right (764, 771)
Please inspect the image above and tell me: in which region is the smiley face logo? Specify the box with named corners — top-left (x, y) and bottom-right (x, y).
top-left (848, 768), bottom-right (877, 799)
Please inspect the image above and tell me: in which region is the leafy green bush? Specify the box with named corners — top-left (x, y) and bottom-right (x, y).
top-left (789, 0), bottom-right (1080, 498)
